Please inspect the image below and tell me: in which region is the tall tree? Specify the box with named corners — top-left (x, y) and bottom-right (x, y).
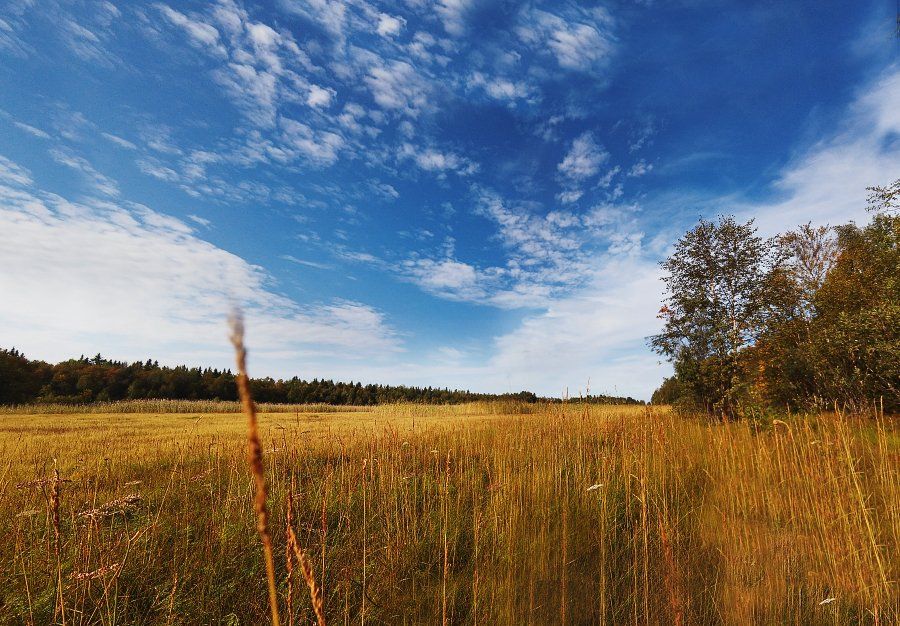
top-left (650, 217), bottom-right (778, 417)
top-left (802, 182), bottom-right (900, 411)
top-left (751, 224), bottom-right (839, 408)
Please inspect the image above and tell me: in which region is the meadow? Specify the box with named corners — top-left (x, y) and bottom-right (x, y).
top-left (0, 401), bottom-right (896, 625)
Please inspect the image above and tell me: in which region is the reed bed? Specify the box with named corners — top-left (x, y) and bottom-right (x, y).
top-left (0, 404), bottom-right (896, 624)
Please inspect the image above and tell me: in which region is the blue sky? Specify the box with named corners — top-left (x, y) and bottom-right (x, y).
top-left (0, 0), bottom-right (897, 399)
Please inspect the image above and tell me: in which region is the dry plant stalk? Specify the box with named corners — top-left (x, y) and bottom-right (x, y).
top-left (286, 476), bottom-right (296, 626)
top-left (230, 311), bottom-right (281, 626)
top-left (287, 526), bottom-right (327, 626)
top-left (50, 461), bottom-right (65, 626)
top-left (442, 450), bottom-right (451, 626)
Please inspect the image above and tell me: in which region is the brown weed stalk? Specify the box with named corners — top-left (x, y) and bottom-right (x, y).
top-left (51, 461), bottom-right (65, 626)
top-left (230, 311), bottom-right (281, 626)
top-left (286, 475), bottom-right (296, 626)
top-left (287, 526), bottom-right (326, 626)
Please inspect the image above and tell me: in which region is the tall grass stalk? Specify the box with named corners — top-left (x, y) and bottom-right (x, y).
top-left (230, 313), bottom-right (280, 626)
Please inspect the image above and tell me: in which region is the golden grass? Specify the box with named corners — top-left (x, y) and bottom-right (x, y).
top-left (0, 400), bottom-right (367, 415)
top-left (0, 403), bottom-right (896, 624)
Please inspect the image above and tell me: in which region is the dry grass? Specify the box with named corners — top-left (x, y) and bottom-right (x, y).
top-left (0, 402), bottom-right (896, 624)
top-left (0, 400), bottom-right (366, 415)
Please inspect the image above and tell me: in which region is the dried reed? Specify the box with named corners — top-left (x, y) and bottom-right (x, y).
top-left (50, 461), bottom-right (65, 626)
top-left (229, 311), bottom-right (281, 626)
top-left (285, 481), bottom-right (295, 626)
top-left (287, 526), bottom-right (327, 626)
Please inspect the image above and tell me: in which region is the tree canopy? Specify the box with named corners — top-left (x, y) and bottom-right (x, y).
top-left (651, 179), bottom-right (900, 417)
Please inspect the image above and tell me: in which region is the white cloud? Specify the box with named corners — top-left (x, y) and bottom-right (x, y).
top-left (558, 132), bottom-right (609, 180)
top-left (49, 147), bottom-right (119, 196)
top-left (486, 254), bottom-right (667, 398)
top-left (282, 0), bottom-right (347, 42)
top-left (400, 258), bottom-right (485, 298)
top-left (385, 188), bottom-right (645, 310)
top-left (137, 158), bottom-right (180, 183)
top-left (306, 84), bottom-right (334, 108)
top-left (557, 189), bottom-right (583, 204)
top-left (517, 6), bottom-right (615, 72)
top-left (736, 65), bottom-right (900, 234)
top-left (628, 160), bottom-right (652, 177)
top-left (156, 1), bottom-right (317, 130)
top-left (156, 4), bottom-right (225, 54)
top-left (435, 0), bottom-right (472, 36)
top-left (373, 250), bottom-right (667, 399)
top-left (596, 165), bottom-right (620, 188)
top-left (364, 59), bottom-right (431, 117)
top-left (60, 15), bottom-right (119, 67)
top-left (14, 121), bottom-right (50, 138)
top-left (279, 117), bottom-right (345, 166)
top-left (281, 255), bottom-right (332, 270)
top-left (187, 214), bottom-right (211, 227)
top-left (399, 143), bottom-right (478, 176)
top-left (214, 62), bottom-right (280, 127)
top-left (0, 154), bottom-right (33, 186)
top-left (0, 167), bottom-right (399, 369)
top-left (0, 7), bottom-right (33, 58)
top-left (101, 132), bottom-right (138, 150)
top-left (467, 72), bottom-right (535, 103)
top-left (376, 13), bottom-right (405, 37)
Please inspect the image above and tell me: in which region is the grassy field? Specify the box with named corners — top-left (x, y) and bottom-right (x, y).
top-left (0, 402), bottom-right (896, 625)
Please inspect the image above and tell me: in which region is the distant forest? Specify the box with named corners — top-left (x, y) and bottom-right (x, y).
top-left (0, 349), bottom-right (643, 407)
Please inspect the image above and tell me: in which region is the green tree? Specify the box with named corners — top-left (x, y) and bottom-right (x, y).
top-left (650, 376), bottom-right (682, 405)
top-left (803, 185), bottom-right (900, 411)
top-left (751, 223), bottom-right (839, 408)
top-left (0, 349), bottom-right (44, 404)
top-left (650, 216), bottom-right (778, 418)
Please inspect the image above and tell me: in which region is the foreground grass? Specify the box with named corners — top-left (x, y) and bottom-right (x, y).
top-left (0, 404), bottom-right (896, 624)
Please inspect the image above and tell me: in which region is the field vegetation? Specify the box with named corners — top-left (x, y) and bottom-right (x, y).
top-left (1, 180), bottom-right (896, 624)
top-left (1, 402), bottom-right (896, 625)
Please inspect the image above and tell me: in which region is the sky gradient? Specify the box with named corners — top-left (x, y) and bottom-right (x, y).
top-left (1, 0), bottom-right (897, 399)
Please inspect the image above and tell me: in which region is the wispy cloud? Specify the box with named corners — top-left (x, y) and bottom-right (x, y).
top-left (466, 71), bottom-right (536, 104)
top-left (0, 154), bottom-right (33, 186)
top-left (49, 147), bottom-right (119, 196)
top-left (398, 143), bottom-right (478, 177)
top-left (376, 13), bottom-right (405, 38)
top-left (435, 0), bottom-right (473, 36)
top-left (735, 65), bottom-right (900, 234)
top-left (0, 156), bottom-right (400, 368)
top-left (14, 121), bottom-right (50, 138)
top-left (486, 254), bottom-right (667, 397)
top-left (517, 5), bottom-right (615, 72)
top-left (155, 4), bottom-right (226, 55)
top-left (381, 187), bottom-right (645, 309)
top-left (280, 254), bottom-right (332, 270)
top-left (558, 132), bottom-right (609, 180)
top-left (628, 160), bottom-right (652, 177)
top-left (101, 132), bottom-right (137, 150)
top-left (364, 59), bottom-right (433, 117)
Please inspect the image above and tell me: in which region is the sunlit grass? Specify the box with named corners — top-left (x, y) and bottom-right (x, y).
top-left (1, 403), bottom-right (896, 624)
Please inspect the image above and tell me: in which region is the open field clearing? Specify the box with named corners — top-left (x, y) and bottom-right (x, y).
top-left (1, 403), bottom-right (897, 625)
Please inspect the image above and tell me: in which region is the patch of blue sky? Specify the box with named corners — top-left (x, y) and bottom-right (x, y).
top-left (0, 0), bottom-right (896, 398)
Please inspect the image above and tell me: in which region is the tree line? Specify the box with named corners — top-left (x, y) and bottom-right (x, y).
top-left (651, 179), bottom-right (899, 417)
top-left (0, 349), bottom-right (643, 406)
